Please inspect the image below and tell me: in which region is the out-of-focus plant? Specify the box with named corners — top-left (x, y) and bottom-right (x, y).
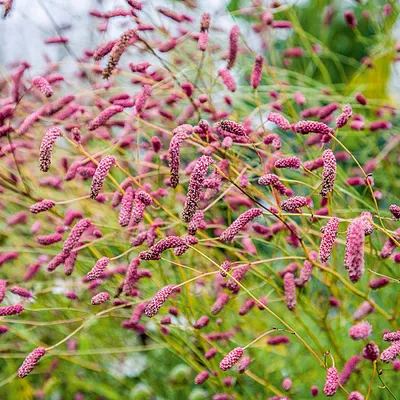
top-left (0, 0), bottom-right (399, 399)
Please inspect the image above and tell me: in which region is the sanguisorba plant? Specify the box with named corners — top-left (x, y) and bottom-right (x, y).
top-left (0, 0), bottom-right (400, 399)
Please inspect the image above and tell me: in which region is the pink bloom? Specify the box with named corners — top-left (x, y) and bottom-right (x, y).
top-left (182, 156), bottom-right (214, 223)
top-left (369, 277), bottom-right (390, 289)
top-left (267, 112), bottom-right (291, 131)
top-left (263, 133), bottom-right (282, 150)
top-left (86, 257), bottom-right (110, 280)
top-left (218, 69), bottom-right (236, 92)
top-left (119, 187), bottom-right (134, 227)
top-left (344, 218), bottom-right (365, 282)
top-left (158, 38), bottom-right (177, 52)
top-left (355, 93), bottom-right (367, 106)
top-left (39, 127), bottom-right (62, 172)
top-left (10, 285), bottom-right (32, 298)
top-left (324, 367), bottom-right (339, 396)
top-left (144, 285), bottom-right (175, 317)
top-left (0, 304), bottom-right (24, 316)
top-left (198, 31), bottom-right (209, 51)
top-left (274, 156), bottom-right (301, 169)
top-left (45, 36), bottom-right (68, 44)
top-left (272, 20), bottom-right (292, 29)
top-left (90, 156), bottom-right (117, 199)
top-left (220, 209), bottom-right (263, 242)
top-left (237, 356), bottom-right (251, 373)
top-left (37, 233), bottom-right (63, 245)
top-left (30, 199), bottom-right (56, 214)
top-left (218, 119), bottom-right (246, 136)
top-left (62, 218), bottom-right (91, 255)
top-left (340, 356), bottom-right (360, 385)
top-left (157, 7), bottom-right (184, 22)
top-left (220, 347), bottom-right (244, 371)
top-left (369, 120), bottom-right (392, 131)
top-left (32, 76), bottom-right (53, 97)
top-left (205, 348), bottom-right (217, 359)
top-left (295, 259), bottom-right (314, 287)
top-left (380, 228), bottom-right (400, 258)
top-left (193, 315), bottom-right (210, 329)
top-left (320, 149), bottom-right (337, 197)
top-left (348, 392), bottom-right (364, 400)
top-left (238, 299), bottom-right (255, 316)
top-left (169, 124), bottom-right (193, 188)
top-left (282, 377), bottom-right (292, 391)
top-left (250, 54), bottom-right (264, 89)
top-left (91, 292), bottom-right (110, 305)
top-left (93, 40), bottom-right (118, 61)
top-left (18, 347), bottom-right (46, 378)
top-left (362, 342), bottom-right (380, 361)
top-left (336, 104), bottom-right (353, 128)
top-left (139, 236), bottom-right (185, 260)
top-left (311, 386), bottom-right (319, 397)
top-left (280, 196), bottom-right (308, 212)
top-left (349, 321), bottom-right (372, 340)
top-left (267, 335), bottom-right (290, 345)
top-left (353, 301), bottom-right (375, 320)
top-left (294, 120), bottom-right (334, 136)
top-left (389, 204), bottom-right (400, 220)
top-left (383, 330), bottom-right (400, 342)
top-left (380, 341), bottom-right (400, 363)
top-left (227, 25), bottom-right (240, 69)
top-left (188, 210), bottom-right (205, 235)
top-left (87, 105), bottom-right (123, 131)
top-left (258, 173), bottom-right (288, 195)
top-left (64, 248), bottom-right (80, 276)
top-left (103, 29), bottom-right (136, 79)
top-left (294, 91), bottom-right (306, 105)
top-left (284, 272), bottom-right (296, 311)
top-left (318, 102), bottom-right (340, 119)
top-left (211, 293), bottom-right (229, 314)
top-left (135, 84), bottom-right (152, 113)
top-left (319, 217), bottom-right (339, 262)
top-left (195, 370), bottom-right (210, 384)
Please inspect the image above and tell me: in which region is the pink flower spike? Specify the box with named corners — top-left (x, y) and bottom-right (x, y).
top-left (18, 347), bottom-right (46, 378)
top-left (336, 104), bottom-right (353, 128)
top-left (220, 208), bottom-right (263, 242)
top-left (284, 272), bottom-right (296, 311)
top-left (349, 321), bottom-right (372, 340)
top-left (227, 25), bottom-right (239, 69)
top-left (320, 149), bottom-right (337, 197)
top-left (267, 112), bottom-right (291, 131)
top-left (319, 217), bottom-right (339, 262)
top-left (86, 257), bottom-right (110, 281)
top-left (30, 199), bottom-right (56, 214)
top-left (144, 285), bottom-right (175, 318)
top-left (119, 188), bottom-right (134, 227)
top-left (87, 105), bottom-right (123, 131)
top-left (218, 69), bottom-right (236, 92)
top-left (274, 156), bottom-right (301, 170)
top-left (389, 204), bottom-right (400, 220)
top-left (39, 127), bottom-right (62, 172)
top-left (32, 76), bottom-right (53, 97)
top-left (0, 304), bottom-right (24, 316)
top-left (324, 367), bottom-right (339, 396)
top-left (250, 54), bottom-right (264, 89)
top-left (219, 347), bottom-right (244, 371)
top-left (90, 156), bottom-right (117, 199)
top-left (344, 218), bottom-right (365, 282)
top-left (91, 292), bottom-right (110, 305)
top-left (280, 196), bottom-right (308, 212)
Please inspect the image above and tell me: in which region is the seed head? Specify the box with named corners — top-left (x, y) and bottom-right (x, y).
top-left (344, 218), bottom-right (365, 282)
top-left (219, 347), bottom-right (244, 371)
top-left (90, 156), bottom-right (116, 199)
top-left (144, 285), bottom-right (175, 317)
top-left (39, 127), bottom-right (62, 172)
top-left (18, 347), bottom-right (46, 378)
top-left (319, 217), bottom-right (339, 262)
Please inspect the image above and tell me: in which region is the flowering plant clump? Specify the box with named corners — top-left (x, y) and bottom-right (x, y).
top-left (0, 0), bottom-right (400, 398)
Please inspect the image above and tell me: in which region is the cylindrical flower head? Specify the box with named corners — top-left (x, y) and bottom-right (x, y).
top-left (39, 127), bottom-right (62, 172)
top-left (324, 367), bottom-right (339, 396)
top-left (188, 210), bottom-right (204, 235)
top-left (0, 280), bottom-right (6, 303)
top-left (0, 304), bottom-right (24, 316)
top-left (353, 301), bottom-right (375, 320)
top-left (380, 341), bottom-right (400, 363)
top-left (348, 392), bottom-right (364, 400)
top-left (263, 133), bottom-right (282, 150)
top-left (140, 236), bottom-right (186, 260)
top-left (211, 293), bottom-right (229, 315)
top-left (383, 330), bottom-right (400, 342)
top-left (237, 356), bottom-right (251, 373)
top-left (274, 156), bottom-right (301, 169)
top-left (349, 321), bottom-right (372, 340)
top-left (10, 285), bottom-right (32, 298)
top-left (295, 259), bottom-right (314, 287)
top-left (93, 39), bottom-right (118, 61)
top-left (320, 149), bottom-right (337, 197)
top-left (181, 156), bottom-right (214, 223)
top-left (30, 199), bottom-right (56, 214)
top-left (218, 119), bottom-right (246, 136)
top-left (118, 187), bottom-right (134, 227)
top-left (258, 173), bottom-right (288, 195)
top-left (90, 156), bottom-right (116, 199)
top-left (220, 347), bottom-right (244, 371)
top-left (227, 25), bottom-right (239, 69)
top-left (380, 228), bottom-right (400, 258)
top-left (103, 29), bottom-right (136, 79)
top-left (18, 347), bottom-right (46, 378)
top-left (355, 93), bottom-right (367, 106)
top-left (282, 377), bottom-right (292, 391)
top-left (64, 248), bottom-right (80, 276)
top-left (250, 54), bottom-right (264, 89)
top-left (369, 277), bottom-right (390, 290)
top-left (90, 292), bottom-right (110, 305)
top-left (87, 105), bottom-right (123, 131)
top-left (311, 386), bottom-right (319, 397)
top-left (362, 342), bottom-right (380, 361)
top-left (389, 204), bottom-right (400, 220)
top-left (339, 356), bottom-right (360, 385)
top-left (336, 104), bottom-right (353, 128)
top-left (319, 217), bottom-right (339, 262)
top-left (344, 218), bottom-right (365, 282)
top-left (218, 69), bottom-right (236, 92)
top-left (238, 299), bottom-right (255, 315)
top-left (318, 102), bottom-right (340, 119)
top-left (86, 257), bottom-right (110, 280)
top-left (195, 370), bottom-right (210, 384)
top-left (131, 191), bottom-right (152, 224)
top-left (360, 212), bottom-right (374, 236)
top-left (267, 112), bottom-right (291, 131)
top-left (198, 31), bottom-right (209, 51)
top-left (205, 348), bottom-right (217, 359)
top-left (135, 84), bottom-right (152, 113)
top-left (193, 315), bottom-right (210, 329)
top-left (32, 76), bottom-right (53, 97)
top-left (62, 218), bottom-right (91, 255)
top-left (144, 285), bottom-right (175, 317)
top-left (37, 233), bottom-right (63, 245)
top-left (284, 272), bottom-right (296, 311)
top-left (220, 208), bottom-right (263, 242)
top-left (220, 260), bottom-right (231, 278)
top-left (169, 124), bottom-right (193, 188)
top-left (294, 120), bottom-right (335, 136)
top-left (280, 196), bottom-right (308, 212)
